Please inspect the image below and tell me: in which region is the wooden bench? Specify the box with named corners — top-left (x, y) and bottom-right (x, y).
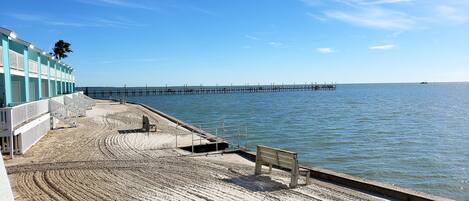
top-left (255, 145), bottom-right (310, 188)
top-left (142, 115), bottom-right (157, 132)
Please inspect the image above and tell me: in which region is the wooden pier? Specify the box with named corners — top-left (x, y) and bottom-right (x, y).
top-left (79, 84), bottom-right (336, 98)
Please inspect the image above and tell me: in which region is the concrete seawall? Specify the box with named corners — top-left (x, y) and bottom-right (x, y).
top-left (128, 101), bottom-right (453, 201)
top-left (128, 101), bottom-right (221, 142)
top-left (236, 151), bottom-right (452, 201)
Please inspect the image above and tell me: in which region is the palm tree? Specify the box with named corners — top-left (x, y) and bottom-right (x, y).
top-left (52, 40), bottom-right (73, 60)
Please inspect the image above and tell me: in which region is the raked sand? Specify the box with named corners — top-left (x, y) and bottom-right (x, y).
top-left (4, 100), bottom-right (389, 201)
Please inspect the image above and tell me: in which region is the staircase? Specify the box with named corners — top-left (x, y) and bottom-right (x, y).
top-left (65, 96), bottom-right (86, 117)
top-left (49, 100), bottom-right (78, 128)
top-left (77, 93), bottom-right (96, 109)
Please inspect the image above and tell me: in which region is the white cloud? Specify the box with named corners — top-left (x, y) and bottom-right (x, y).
top-left (369, 44), bottom-right (395, 50)
top-left (245, 35), bottom-right (260, 40)
top-left (75, 0), bottom-right (156, 10)
top-left (301, 0), bottom-right (322, 7)
top-left (303, 0), bottom-right (469, 31)
top-left (268, 42), bottom-right (283, 47)
top-left (435, 5), bottom-right (469, 24)
top-left (307, 12), bottom-right (328, 22)
top-left (183, 6), bottom-right (216, 16)
top-left (343, 0), bottom-right (413, 5)
top-left (99, 58), bottom-right (167, 64)
top-left (324, 8), bottom-right (416, 30)
top-left (317, 48), bottom-right (334, 53)
top-left (169, 4), bottom-right (216, 16)
top-left (5, 13), bottom-right (145, 28)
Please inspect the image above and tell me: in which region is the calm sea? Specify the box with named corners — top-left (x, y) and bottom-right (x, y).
top-left (98, 83), bottom-right (468, 200)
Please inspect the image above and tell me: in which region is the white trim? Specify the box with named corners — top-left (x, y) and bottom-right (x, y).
top-left (10, 68), bottom-right (25, 76)
top-left (14, 113), bottom-right (49, 135)
top-left (15, 113), bottom-right (50, 152)
top-left (29, 72), bottom-right (38, 78)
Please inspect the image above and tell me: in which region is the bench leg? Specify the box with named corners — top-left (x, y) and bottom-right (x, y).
top-left (255, 148), bottom-right (262, 175)
top-left (290, 155), bottom-right (299, 188)
top-left (305, 171), bottom-right (311, 185)
top-left (269, 164), bottom-right (272, 173)
top-left (290, 168), bottom-right (298, 188)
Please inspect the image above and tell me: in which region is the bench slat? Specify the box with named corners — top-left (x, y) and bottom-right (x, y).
top-left (258, 145), bottom-right (296, 156)
top-left (259, 154), bottom-right (296, 166)
top-left (259, 150), bottom-right (296, 161)
top-left (260, 156), bottom-right (294, 168)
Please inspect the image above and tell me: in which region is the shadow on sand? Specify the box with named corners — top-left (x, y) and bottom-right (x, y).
top-left (118, 128), bottom-right (145, 134)
top-left (222, 175), bottom-right (288, 192)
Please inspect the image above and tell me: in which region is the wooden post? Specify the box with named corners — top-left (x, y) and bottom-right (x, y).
top-left (290, 153), bottom-right (299, 188)
top-left (215, 128), bottom-right (218, 152)
top-left (191, 132), bottom-right (194, 154)
top-left (306, 171), bottom-right (311, 185)
top-left (254, 145), bottom-right (262, 175)
top-left (199, 124), bottom-right (202, 145)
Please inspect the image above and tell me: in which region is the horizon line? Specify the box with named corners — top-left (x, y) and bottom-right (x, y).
top-left (76, 81), bottom-right (469, 88)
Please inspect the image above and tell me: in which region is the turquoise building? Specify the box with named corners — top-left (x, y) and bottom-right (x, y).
top-left (0, 27), bottom-right (75, 107)
top-left (0, 27), bottom-right (88, 158)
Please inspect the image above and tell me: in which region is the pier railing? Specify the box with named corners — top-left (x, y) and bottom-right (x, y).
top-left (175, 120), bottom-right (248, 153)
top-left (81, 83), bottom-right (336, 98)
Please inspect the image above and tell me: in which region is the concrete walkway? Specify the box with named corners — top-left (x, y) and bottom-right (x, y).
top-left (1, 156), bottom-right (14, 201)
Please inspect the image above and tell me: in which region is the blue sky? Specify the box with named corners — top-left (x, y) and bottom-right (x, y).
top-left (1, 0), bottom-right (469, 86)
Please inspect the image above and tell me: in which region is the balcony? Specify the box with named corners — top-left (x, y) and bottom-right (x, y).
top-left (0, 46), bottom-right (72, 82)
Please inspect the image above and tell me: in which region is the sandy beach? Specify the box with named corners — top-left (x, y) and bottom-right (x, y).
top-left (4, 100), bottom-right (389, 201)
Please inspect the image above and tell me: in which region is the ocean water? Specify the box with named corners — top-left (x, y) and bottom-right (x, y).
top-left (124, 83), bottom-right (468, 200)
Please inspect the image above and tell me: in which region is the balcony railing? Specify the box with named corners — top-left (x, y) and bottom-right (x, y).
top-left (8, 50), bottom-right (24, 71)
top-left (0, 92), bottom-right (83, 135)
top-left (41, 64), bottom-right (47, 76)
top-left (51, 68), bottom-right (56, 78)
top-left (29, 60), bottom-right (38, 73)
top-left (0, 99), bottom-right (48, 134)
top-left (0, 48), bottom-right (73, 81)
top-left (0, 108), bottom-right (10, 133)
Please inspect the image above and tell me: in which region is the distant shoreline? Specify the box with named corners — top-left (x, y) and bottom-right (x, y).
top-left (77, 81), bottom-right (469, 88)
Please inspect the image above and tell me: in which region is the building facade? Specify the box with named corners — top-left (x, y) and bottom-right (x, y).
top-left (0, 27), bottom-right (75, 107)
top-left (0, 27), bottom-right (87, 158)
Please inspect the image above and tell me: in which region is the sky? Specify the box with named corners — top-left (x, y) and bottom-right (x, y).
top-left (1, 0), bottom-right (469, 87)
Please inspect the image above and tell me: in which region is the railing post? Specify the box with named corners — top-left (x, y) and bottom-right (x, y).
top-left (175, 124), bottom-right (178, 148)
top-left (23, 47), bottom-right (30, 102)
top-left (5, 108), bottom-right (14, 158)
top-left (191, 131), bottom-right (194, 154)
top-left (37, 54), bottom-right (42, 99)
top-left (59, 64), bottom-right (63, 95)
top-left (215, 128), bottom-right (218, 152)
top-left (245, 126), bottom-right (248, 149)
top-left (199, 124), bottom-right (202, 145)
top-left (47, 59), bottom-right (51, 97)
top-left (237, 128), bottom-right (240, 149)
top-left (54, 63), bottom-right (58, 96)
top-left (1, 34), bottom-right (12, 107)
